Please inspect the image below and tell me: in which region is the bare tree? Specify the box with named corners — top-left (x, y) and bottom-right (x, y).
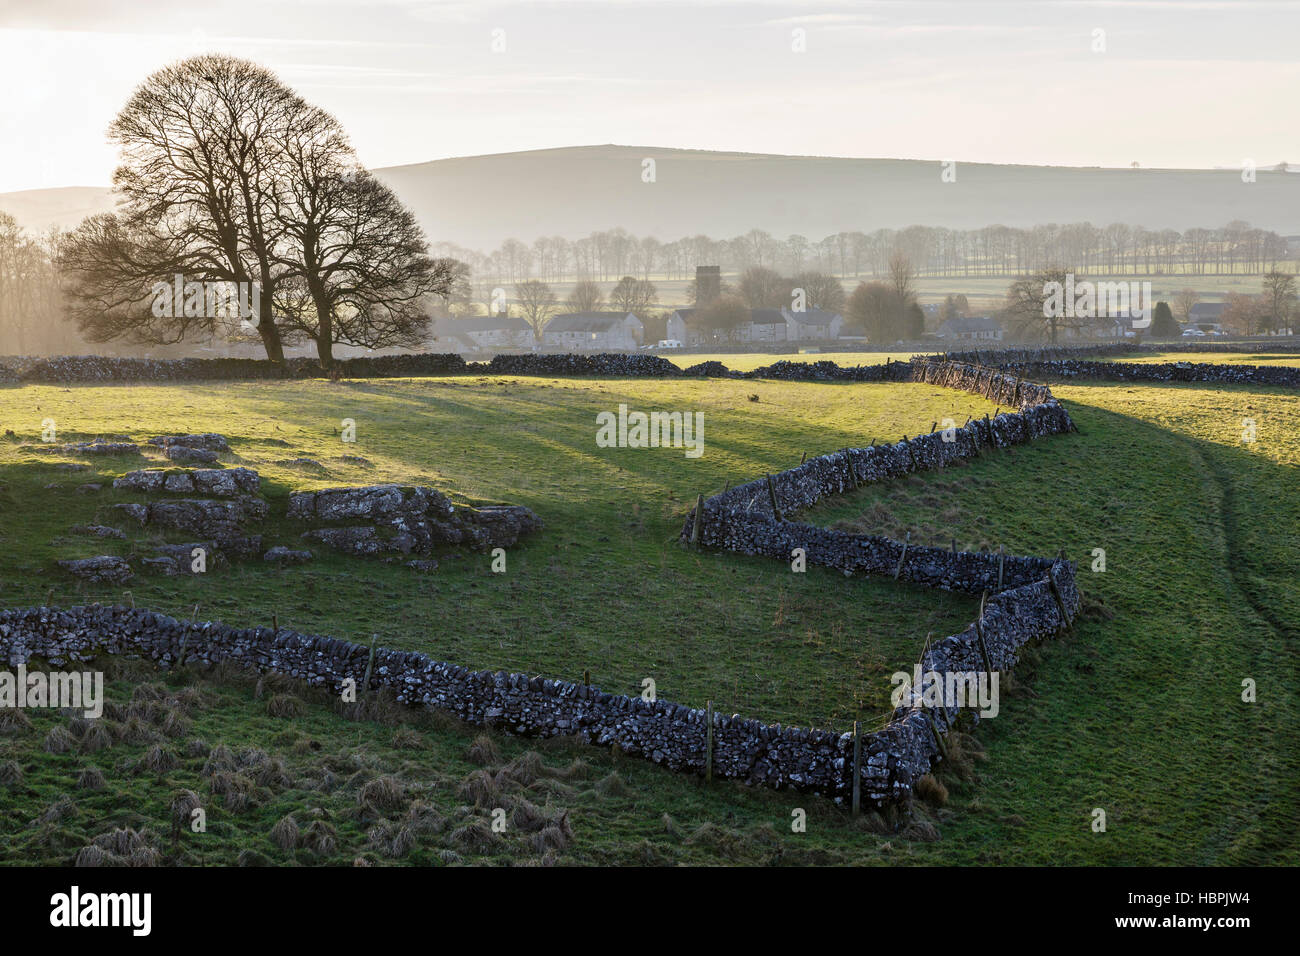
top-left (1172, 288), bottom-right (1199, 327)
top-left (887, 251), bottom-right (916, 305)
top-left (791, 271), bottom-right (846, 313)
top-left (736, 267), bottom-right (785, 308)
top-left (88, 55), bottom-right (312, 361)
top-left (514, 279), bottom-right (557, 342)
top-left (1261, 271), bottom-right (1297, 333)
top-left (609, 275), bottom-right (657, 314)
top-left (564, 279), bottom-right (605, 313)
top-left (1002, 267), bottom-right (1072, 343)
top-left (64, 54), bottom-right (448, 366)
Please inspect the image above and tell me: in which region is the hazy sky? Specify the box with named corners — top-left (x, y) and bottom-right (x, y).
top-left (2, 0), bottom-right (1298, 193)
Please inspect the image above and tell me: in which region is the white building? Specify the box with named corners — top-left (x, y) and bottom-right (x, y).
top-left (543, 312), bottom-right (644, 351)
top-left (936, 315), bottom-right (1004, 342)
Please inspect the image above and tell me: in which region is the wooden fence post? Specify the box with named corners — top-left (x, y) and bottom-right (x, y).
top-left (894, 532), bottom-right (911, 579)
top-left (362, 634), bottom-right (378, 699)
top-left (704, 700), bottom-right (714, 783)
top-left (997, 546), bottom-right (1005, 590)
top-left (177, 603), bottom-right (200, 667)
top-left (851, 720), bottom-right (862, 818)
top-left (765, 474), bottom-right (782, 521)
top-left (690, 494), bottom-right (705, 548)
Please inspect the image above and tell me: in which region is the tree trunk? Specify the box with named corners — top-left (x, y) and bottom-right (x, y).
top-left (256, 285), bottom-right (285, 363)
top-left (316, 312), bottom-right (334, 371)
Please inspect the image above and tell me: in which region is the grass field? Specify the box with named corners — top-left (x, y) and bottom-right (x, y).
top-left (664, 351), bottom-right (918, 371)
top-left (1108, 350), bottom-right (1300, 367)
top-left (0, 362), bottom-right (1296, 865)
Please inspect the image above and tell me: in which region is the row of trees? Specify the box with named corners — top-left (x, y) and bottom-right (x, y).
top-left (58, 55), bottom-right (457, 367)
top-left (999, 269), bottom-right (1298, 343)
top-left (0, 213), bottom-right (84, 355)
top-left (432, 220), bottom-right (1295, 296)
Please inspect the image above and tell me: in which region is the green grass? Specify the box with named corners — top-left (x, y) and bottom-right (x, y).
top-left (1107, 350), bottom-right (1300, 367)
top-left (664, 351), bottom-right (918, 371)
top-left (1, 368), bottom-right (1296, 865)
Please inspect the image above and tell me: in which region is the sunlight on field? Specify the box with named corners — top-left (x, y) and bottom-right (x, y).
top-left (1109, 350), bottom-right (1300, 367)
top-left (664, 351), bottom-right (920, 371)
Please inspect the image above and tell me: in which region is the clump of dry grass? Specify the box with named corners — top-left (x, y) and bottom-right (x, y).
top-left (78, 721), bottom-right (113, 754)
top-left (685, 822), bottom-right (748, 860)
top-left (391, 726), bottom-right (422, 750)
top-left (1, 759), bottom-right (24, 788)
top-left (159, 709), bottom-right (191, 739)
top-left (270, 814), bottom-right (300, 851)
top-left (0, 709), bottom-right (32, 734)
top-left (115, 716), bottom-right (161, 746)
top-left (186, 738), bottom-right (211, 758)
top-left (79, 827), bottom-right (161, 866)
top-left (457, 769), bottom-right (501, 808)
top-left (137, 744), bottom-right (178, 775)
top-left (76, 766), bottom-right (106, 791)
top-left (207, 771), bottom-right (260, 812)
top-left (903, 819), bottom-right (942, 843)
top-left (358, 775), bottom-right (406, 814)
top-left (131, 683), bottom-right (166, 703)
top-left (303, 819), bottom-right (337, 858)
top-left (915, 774), bottom-right (949, 807)
top-left (43, 725), bottom-right (74, 754)
top-left (594, 772), bottom-right (628, 797)
top-left (447, 817), bottom-right (503, 854)
top-left (170, 789), bottom-right (203, 830)
top-left (38, 796), bottom-right (75, 824)
top-left (853, 811), bottom-right (892, 835)
top-left (201, 744), bottom-right (236, 777)
top-left (266, 694), bottom-right (305, 718)
top-left (465, 733), bottom-right (500, 766)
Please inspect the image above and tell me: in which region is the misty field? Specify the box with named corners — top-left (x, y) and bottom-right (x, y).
top-left (0, 369), bottom-right (1296, 865)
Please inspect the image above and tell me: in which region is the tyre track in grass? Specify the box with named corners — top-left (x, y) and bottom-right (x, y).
top-left (1178, 432), bottom-right (1298, 863)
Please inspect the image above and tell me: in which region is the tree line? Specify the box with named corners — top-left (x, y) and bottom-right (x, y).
top-left (431, 220), bottom-right (1296, 299)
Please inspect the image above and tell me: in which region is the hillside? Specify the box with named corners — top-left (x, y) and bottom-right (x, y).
top-left (4, 145), bottom-right (1299, 248)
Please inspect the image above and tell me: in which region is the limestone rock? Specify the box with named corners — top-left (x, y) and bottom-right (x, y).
top-left (57, 556), bottom-right (132, 584)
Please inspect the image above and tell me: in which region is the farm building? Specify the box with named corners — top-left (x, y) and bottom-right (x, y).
top-left (433, 314), bottom-right (533, 350)
top-left (543, 312), bottom-right (644, 350)
top-left (936, 315), bottom-right (1004, 342)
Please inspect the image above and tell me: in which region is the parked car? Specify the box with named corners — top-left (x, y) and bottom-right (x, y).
top-left (655, 339), bottom-right (684, 349)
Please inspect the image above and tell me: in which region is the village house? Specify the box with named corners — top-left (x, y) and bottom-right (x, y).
top-left (783, 306), bottom-right (843, 342)
top-left (733, 308), bottom-right (789, 343)
top-left (936, 315), bottom-right (1004, 342)
top-left (543, 312), bottom-right (644, 351)
top-left (665, 308), bottom-right (704, 346)
top-left (434, 314), bottom-right (533, 350)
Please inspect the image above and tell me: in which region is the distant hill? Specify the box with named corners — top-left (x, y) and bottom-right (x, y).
top-left (4, 145), bottom-right (1298, 248)
top-left (0, 186), bottom-right (118, 235)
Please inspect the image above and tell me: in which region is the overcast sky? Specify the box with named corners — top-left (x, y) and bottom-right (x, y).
top-left (2, 0), bottom-right (1298, 193)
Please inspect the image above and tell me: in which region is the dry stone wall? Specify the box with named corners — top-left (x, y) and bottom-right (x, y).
top-left (2, 355), bottom-right (1084, 808)
top-left (675, 358), bottom-right (1082, 802)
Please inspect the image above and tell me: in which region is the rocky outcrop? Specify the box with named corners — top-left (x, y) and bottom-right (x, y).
top-left (60, 441), bottom-right (139, 456)
top-left (147, 433), bottom-right (231, 453)
top-left (263, 546), bottom-right (312, 564)
top-left (69, 524), bottom-right (126, 540)
top-left (56, 556), bottom-right (133, 584)
top-left (114, 467), bottom-right (260, 497)
top-left (111, 498), bottom-right (267, 539)
top-left (288, 485), bottom-right (542, 555)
